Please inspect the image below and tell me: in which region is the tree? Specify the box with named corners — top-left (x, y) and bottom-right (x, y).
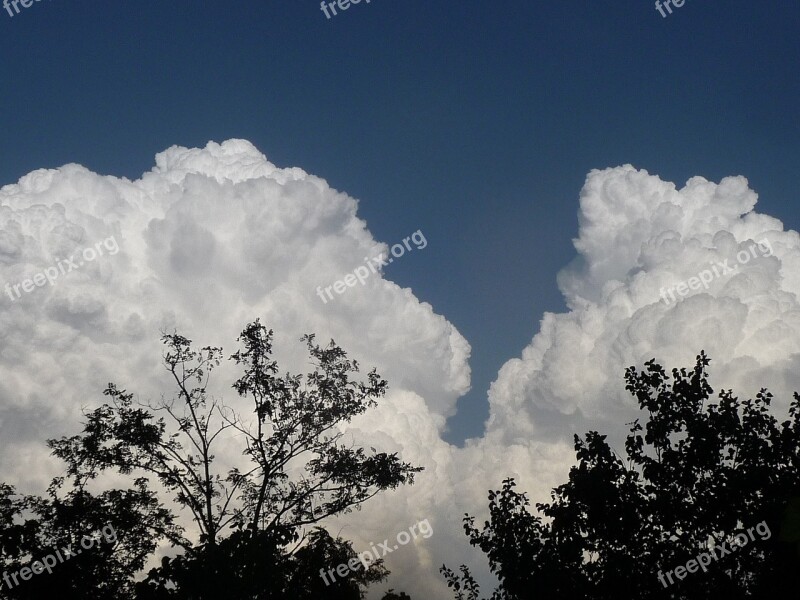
top-left (0, 479), bottom-right (174, 600)
top-left (4, 320), bottom-right (421, 599)
top-left (289, 527), bottom-right (390, 599)
top-left (443, 352), bottom-right (800, 600)
top-left (134, 525), bottom-right (389, 600)
top-left (381, 590), bottom-right (412, 600)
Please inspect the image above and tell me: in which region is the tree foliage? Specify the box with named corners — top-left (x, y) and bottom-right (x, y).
top-left (0, 480), bottom-right (168, 600)
top-left (444, 352), bottom-right (800, 600)
top-left (1, 320), bottom-right (421, 599)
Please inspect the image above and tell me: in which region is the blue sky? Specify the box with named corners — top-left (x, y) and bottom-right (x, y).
top-left (1, 0), bottom-right (797, 445)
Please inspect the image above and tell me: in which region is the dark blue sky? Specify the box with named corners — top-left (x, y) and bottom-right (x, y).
top-left (1, 0), bottom-right (797, 444)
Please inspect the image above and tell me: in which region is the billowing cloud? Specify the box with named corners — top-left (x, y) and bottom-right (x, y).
top-left (474, 165), bottom-right (800, 509)
top-left (0, 140), bottom-right (469, 598)
top-left (2, 147), bottom-right (798, 598)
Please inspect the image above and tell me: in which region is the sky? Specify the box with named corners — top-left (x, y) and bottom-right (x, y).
top-left (0, 1), bottom-right (798, 598)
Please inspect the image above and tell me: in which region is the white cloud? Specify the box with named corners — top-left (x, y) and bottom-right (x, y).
top-left (478, 165), bottom-right (800, 501)
top-left (0, 139), bottom-right (470, 597)
top-left (2, 148), bottom-right (798, 598)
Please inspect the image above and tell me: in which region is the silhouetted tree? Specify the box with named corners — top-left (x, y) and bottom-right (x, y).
top-left (1, 320), bottom-right (421, 599)
top-left (0, 480), bottom-right (175, 600)
top-left (289, 527), bottom-right (390, 599)
top-left (444, 352), bottom-right (800, 600)
top-left (381, 590), bottom-right (412, 600)
top-left (134, 525), bottom-right (388, 600)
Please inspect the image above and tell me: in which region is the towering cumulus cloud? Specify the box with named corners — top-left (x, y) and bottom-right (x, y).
top-left (467, 166), bottom-right (799, 520)
top-left (1, 148), bottom-right (797, 598)
top-left (0, 140), bottom-right (469, 597)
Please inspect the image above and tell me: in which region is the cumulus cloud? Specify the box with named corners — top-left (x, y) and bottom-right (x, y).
top-left (475, 165), bottom-right (800, 508)
top-left (2, 147), bottom-right (798, 598)
top-left (0, 139), bottom-right (470, 597)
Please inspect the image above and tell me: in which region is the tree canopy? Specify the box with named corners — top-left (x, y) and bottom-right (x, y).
top-left (443, 352), bottom-right (800, 600)
top-left (0, 321), bottom-right (420, 599)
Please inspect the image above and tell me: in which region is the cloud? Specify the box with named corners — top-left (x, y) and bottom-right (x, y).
top-left (2, 147), bottom-right (798, 598)
top-left (0, 139), bottom-right (470, 597)
top-left (476, 165), bottom-right (800, 501)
